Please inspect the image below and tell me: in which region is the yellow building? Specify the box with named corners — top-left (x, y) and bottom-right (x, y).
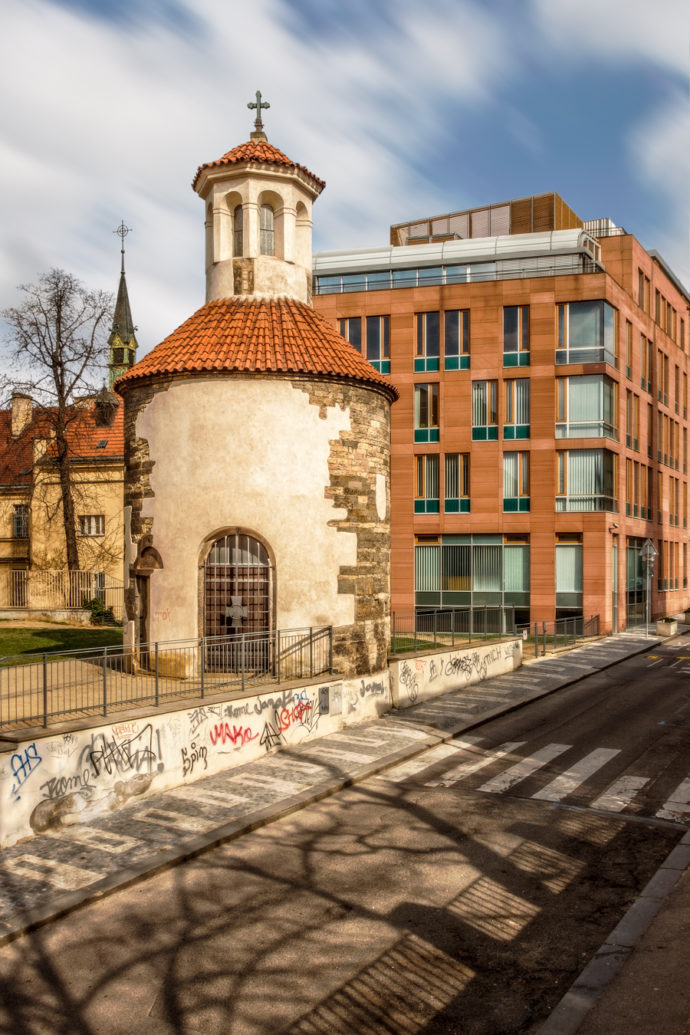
top-left (0, 390), bottom-right (125, 616)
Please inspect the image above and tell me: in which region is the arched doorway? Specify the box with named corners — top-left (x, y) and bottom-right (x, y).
top-left (203, 532), bottom-right (274, 671)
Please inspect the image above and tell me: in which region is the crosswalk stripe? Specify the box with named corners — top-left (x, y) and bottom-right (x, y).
top-left (532, 748), bottom-right (621, 802)
top-left (656, 777), bottom-right (690, 822)
top-left (381, 739), bottom-right (481, 783)
top-left (477, 743), bottom-right (570, 795)
top-left (591, 775), bottom-right (649, 812)
top-left (426, 740), bottom-right (526, 788)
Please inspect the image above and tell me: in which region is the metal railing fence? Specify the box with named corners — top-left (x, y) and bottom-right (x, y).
top-left (0, 626), bottom-right (333, 732)
top-left (524, 614), bottom-right (600, 657)
top-left (0, 569), bottom-right (124, 622)
top-left (391, 606), bottom-right (517, 655)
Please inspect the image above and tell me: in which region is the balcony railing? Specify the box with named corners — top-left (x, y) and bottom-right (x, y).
top-left (556, 495), bottom-right (617, 513)
top-left (556, 346), bottom-right (617, 367)
top-left (556, 421), bottom-right (617, 440)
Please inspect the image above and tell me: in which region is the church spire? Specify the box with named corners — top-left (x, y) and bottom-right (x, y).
top-left (108, 221), bottom-right (138, 389)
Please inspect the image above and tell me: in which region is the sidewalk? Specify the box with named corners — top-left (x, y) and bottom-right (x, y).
top-left (0, 631), bottom-right (685, 1032)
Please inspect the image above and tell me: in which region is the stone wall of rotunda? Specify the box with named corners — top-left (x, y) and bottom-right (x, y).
top-left (122, 374), bottom-right (391, 677)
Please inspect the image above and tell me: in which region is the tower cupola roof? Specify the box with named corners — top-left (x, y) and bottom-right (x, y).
top-left (192, 139), bottom-right (325, 195)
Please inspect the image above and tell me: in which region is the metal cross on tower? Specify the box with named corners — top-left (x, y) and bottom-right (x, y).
top-left (113, 220), bottom-right (132, 274)
top-left (247, 90), bottom-right (270, 133)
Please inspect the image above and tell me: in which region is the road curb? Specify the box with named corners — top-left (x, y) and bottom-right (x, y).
top-left (0, 635), bottom-right (665, 952)
top-left (537, 832), bottom-right (690, 1034)
top-left (400, 636), bottom-right (660, 740)
top-left (0, 729), bottom-right (444, 948)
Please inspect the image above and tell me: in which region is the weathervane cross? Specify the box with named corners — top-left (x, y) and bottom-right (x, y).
top-left (247, 90), bottom-right (270, 133)
top-left (113, 220), bottom-right (132, 274)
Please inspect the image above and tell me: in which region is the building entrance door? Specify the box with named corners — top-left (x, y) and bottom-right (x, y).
top-left (203, 533), bottom-right (273, 672)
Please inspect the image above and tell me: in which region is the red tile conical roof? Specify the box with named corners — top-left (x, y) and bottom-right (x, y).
top-left (192, 140), bottom-right (325, 192)
top-left (115, 297), bottom-right (397, 399)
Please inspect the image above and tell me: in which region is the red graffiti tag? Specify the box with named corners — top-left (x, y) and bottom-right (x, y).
top-left (209, 723), bottom-right (258, 748)
top-left (276, 698), bottom-right (313, 733)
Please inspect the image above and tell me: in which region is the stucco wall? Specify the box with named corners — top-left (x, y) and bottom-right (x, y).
top-left (131, 377), bottom-right (358, 643)
top-left (390, 639), bottom-right (522, 708)
top-left (123, 374), bottom-right (393, 676)
top-left (1, 670), bottom-right (390, 848)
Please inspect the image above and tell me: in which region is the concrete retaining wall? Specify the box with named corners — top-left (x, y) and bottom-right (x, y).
top-left (0, 609), bottom-right (92, 625)
top-left (0, 670), bottom-right (390, 848)
top-left (390, 639), bottom-right (522, 708)
top-left (1, 637), bottom-right (523, 848)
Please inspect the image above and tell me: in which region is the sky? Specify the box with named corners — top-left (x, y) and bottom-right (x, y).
top-left (1, 0), bottom-right (689, 363)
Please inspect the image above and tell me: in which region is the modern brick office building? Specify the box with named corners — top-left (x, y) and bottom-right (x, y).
top-left (312, 193), bottom-right (690, 633)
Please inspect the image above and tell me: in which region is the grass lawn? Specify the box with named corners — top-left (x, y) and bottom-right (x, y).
top-left (0, 624), bottom-right (123, 663)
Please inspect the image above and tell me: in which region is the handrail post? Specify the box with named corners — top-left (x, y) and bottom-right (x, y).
top-left (154, 643), bottom-right (159, 707)
top-left (469, 606), bottom-right (473, 645)
top-left (277, 629), bottom-right (281, 683)
top-left (484, 605), bottom-right (488, 640)
top-left (451, 608), bottom-right (455, 647)
top-left (391, 612), bottom-right (396, 653)
top-left (241, 633), bottom-right (246, 691)
top-left (310, 626), bottom-right (314, 677)
top-left (200, 638), bottom-right (205, 699)
top-left (433, 610), bottom-right (437, 648)
top-left (42, 652), bottom-right (48, 728)
top-left (102, 647), bottom-right (108, 716)
top-left (414, 614), bottom-right (417, 653)
top-left (329, 626), bottom-right (333, 674)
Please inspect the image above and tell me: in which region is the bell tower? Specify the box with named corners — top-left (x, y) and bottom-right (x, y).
top-left (192, 91), bottom-right (325, 304)
top-left (108, 221), bottom-right (138, 389)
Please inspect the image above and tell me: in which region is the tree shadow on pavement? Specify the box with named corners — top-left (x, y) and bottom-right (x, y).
top-left (0, 746), bottom-right (682, 1034)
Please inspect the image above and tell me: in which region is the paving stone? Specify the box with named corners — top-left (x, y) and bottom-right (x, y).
top-left (0, 635), bottom-right (658, 943)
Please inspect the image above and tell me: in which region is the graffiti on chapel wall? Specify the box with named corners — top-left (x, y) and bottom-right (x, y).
top-left (28, 723), bottom-right (164, 833)
top-left (2, 672), bottom-right (390, 848)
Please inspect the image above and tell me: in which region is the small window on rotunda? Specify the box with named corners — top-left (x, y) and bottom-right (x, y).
top-left (260, 204), bottom-right (275, 256)
top-left (233, 205), bottom-right (244, 257)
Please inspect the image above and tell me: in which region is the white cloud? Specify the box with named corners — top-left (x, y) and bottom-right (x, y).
top-left (628, 88), bottom-right (690, 288)
top-left (0, 0), bottom-right (518, 354)
top-left (0, 0), bottom-right (688, 367)
top-left (530, 0), bottom-right (690, 77)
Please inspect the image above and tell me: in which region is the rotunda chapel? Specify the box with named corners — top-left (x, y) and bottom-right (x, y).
top-left (116, 101), bottom-right (397, 677)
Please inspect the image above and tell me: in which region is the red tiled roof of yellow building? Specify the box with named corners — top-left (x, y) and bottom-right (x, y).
top-left (0, 401), bottom-right (124, 486)
top-left (192, 140), bottom-right (325, 192)
top-left (116, 297), bottom-right (397, 398)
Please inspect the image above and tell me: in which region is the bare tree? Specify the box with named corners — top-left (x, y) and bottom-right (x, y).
top-left (2, 269), bottom-right (113, 571)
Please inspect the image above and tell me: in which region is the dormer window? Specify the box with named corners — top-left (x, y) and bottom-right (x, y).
top-left (260, 204), bottom-right (275, 255)
top-left (233, 205), bottom-right (243, 257)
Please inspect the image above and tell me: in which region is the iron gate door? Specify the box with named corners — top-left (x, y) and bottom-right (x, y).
top-left (203, 533), bottom-right (273, 673)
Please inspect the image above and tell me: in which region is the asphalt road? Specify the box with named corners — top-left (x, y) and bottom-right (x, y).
top-left (0, 642), bottom-right (687, 1034)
